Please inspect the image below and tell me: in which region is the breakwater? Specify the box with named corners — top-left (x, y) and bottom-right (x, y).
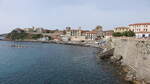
top-left (99, 37), bottom-right (150, 84)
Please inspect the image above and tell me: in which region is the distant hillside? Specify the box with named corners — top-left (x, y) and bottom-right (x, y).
top-left (0, 33), bottom-right (8, 37)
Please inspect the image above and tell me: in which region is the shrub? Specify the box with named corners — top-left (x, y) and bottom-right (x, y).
top-left (31, 34), bottom-right (43, 40)
top-left (7, 30), bottom-right (28, 41)
top-left (125, 31), bottom-right (135, 37)
top-left (112, 32), bottom-right (122, 37)
top-left (113, 31), bottom-right (135, 37)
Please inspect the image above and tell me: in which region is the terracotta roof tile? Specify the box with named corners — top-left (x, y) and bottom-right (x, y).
top-left (86, 31), bottom-right (97, 34)
top-left (129, 23), bottom-right (150, 26)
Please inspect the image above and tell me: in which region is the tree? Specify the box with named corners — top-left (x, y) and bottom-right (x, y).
top-left (7, 29), bottom-right (28, 41)
top-left (31, 34), bottom-right (43, 40)
top-left (121, 31), bottom-right (135, 37)
top-left (112, 32), bottom-right (122, 37)
top-left (125, 31), bottom-right (135, 37)
top-left (113, 31), bottom-right (135, 37)
top-left (48, 36), bottom-right (52, 40)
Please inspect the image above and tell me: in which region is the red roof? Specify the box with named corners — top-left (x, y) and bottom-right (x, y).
top-left (129, 23), bottom-right (150, 26)
top-left (81, 30), bottom-right (89, 33)
top-left (86, 31), bottom-right (97, 34)
top-left (136, 32), bottom-right (150, 34)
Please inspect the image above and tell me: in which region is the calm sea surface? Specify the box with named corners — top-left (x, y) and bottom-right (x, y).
top-left (0, 41), bottom-right (128, 84)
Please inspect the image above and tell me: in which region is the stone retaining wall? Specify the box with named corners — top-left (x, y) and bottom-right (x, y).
top-left (111, 37), bottom-right (150, 83)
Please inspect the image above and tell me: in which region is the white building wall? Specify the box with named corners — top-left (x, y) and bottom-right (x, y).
top-left (136, 33), bottom-right (150, 38)
top-left (129, 24), bottom-right (150, 38)
top-left (148, 25), bottom-right (150, 31)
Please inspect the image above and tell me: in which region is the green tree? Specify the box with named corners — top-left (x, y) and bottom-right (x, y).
top-left (113, 31), bottom-right (135, 37)
top-left (112, 32), bottom-right (122, 37)
top-left (48, 36), bottom-right (52, 40)
top-left (122, 31), bottom-right (128, 36)
top-left (31, 34), bottom-right (43, 40)
top-left (125, 31), bottom-right (135, 37)
top-left (7, 29), bottom-right (28, 41)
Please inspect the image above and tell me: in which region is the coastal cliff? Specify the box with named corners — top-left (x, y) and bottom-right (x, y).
top-left (100, 37), bottom-right (150, 84)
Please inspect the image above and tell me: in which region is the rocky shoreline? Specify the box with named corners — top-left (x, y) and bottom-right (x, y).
top-left (97, 38), bottom-right (148, 84)
top-left (97, 51), bottom-right (145, 84)
top-left (0, 39), bottom-right (100, 48)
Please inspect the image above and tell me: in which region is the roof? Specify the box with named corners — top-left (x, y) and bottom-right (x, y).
top-left (86, 31), bottom-right (97, 34)
top-left (115, 27), bottom-right (129, 29)
top-left (136, 32), bottom-right (150, 34)
top-left (129, 23), bottom-right (150, 26)
top-left (81, 30), bottom-right (89, 33)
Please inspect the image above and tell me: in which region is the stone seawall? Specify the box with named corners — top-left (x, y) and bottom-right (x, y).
top-left (110, 38), bottom-right (150, 83)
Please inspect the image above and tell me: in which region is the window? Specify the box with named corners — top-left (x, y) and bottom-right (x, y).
top-left (142, 34), bottom-right (145, 37)
top-left (132, 29), bottom-right (134, 32)
top-left (145, 29), bottom-right (148, 32)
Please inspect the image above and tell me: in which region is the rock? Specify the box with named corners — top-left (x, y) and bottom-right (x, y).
top-left (132, 80), bottom-right (141, 84)
top-left (122, 67), bottom-right (129, 73)
top-left (99, 48), bottom-right (114, 60)
top-left (132, 80), bottom-right (147, 84)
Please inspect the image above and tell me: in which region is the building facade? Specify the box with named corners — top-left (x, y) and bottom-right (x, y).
top-left (23, 26), bottom-right (45, 34)
top-left (64, 26), bottom-right (103, 41)
top-left (114, 27), bottom-right (130, 32)
top-left (65, 27), bottom-right (86, 41)
top-left (103, 30), bottom-right (114, 39)
top-left (129, 23), bottom-right (150, 38)
top-left (85, 31), bottom-right (97, 40)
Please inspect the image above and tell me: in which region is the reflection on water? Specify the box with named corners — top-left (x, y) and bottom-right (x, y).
top-left (0, 41), bottom-right (39, 48)
top-left (0, 44), bottom-right (29, 48)
top-left (0, 41), bottom-right (129, 84)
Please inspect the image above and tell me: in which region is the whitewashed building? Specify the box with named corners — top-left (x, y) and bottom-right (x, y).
top-left (64, 26), bottom-right (103, 41)
top-left (65, 27), bottom-right (86, 41)
top-left (129, 23), bottom-right (150, 38)
top-left (85, 31), bottom-right (97, 40)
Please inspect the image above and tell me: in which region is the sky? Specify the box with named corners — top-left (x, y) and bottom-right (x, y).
top-left (0, 0), bottom-right (150, 34)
